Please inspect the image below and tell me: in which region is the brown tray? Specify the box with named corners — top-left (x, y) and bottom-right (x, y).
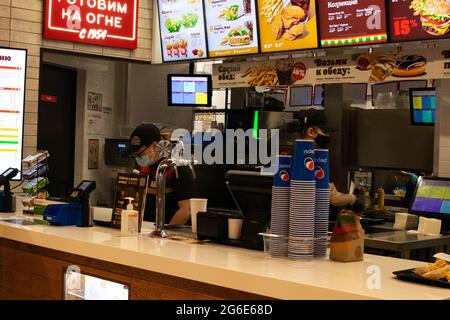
top-left (393, 269), bottom-right (450, 289)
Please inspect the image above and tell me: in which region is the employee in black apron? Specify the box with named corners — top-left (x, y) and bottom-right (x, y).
top-left (123, 124), bottom-right (195, 225)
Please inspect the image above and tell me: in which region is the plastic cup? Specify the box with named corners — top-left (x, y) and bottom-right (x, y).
top-left (190, 198), bottom-right (208, 234)
top-left (228, 218), bottom-right (244, 240)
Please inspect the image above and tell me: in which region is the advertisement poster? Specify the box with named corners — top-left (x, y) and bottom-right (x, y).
top-left (318, 0), bottom-right (388, 47)
top-left (87, 92), bottom-right (103, 112)
top-left (258, 0), bottom-right (318, 53)
top-left (158, 0), bottom-right (208, 62)
top-left (389, 0), bottom-right (450, 42)
top-left (0, 48), bottom-right (26, 180)
top-left (205, 0), bottom-right (259, 57)
top-left (88, 139), bottom-right (99, 170)
top-left (213, 49), bottom-right (448, 88)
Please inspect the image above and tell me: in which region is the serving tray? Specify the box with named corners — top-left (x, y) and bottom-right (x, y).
top-left (393, 269), bottom-right (450, 289)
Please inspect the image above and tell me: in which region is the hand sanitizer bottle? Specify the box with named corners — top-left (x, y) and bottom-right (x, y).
top-left (121, 197), bottom-right (138, 236)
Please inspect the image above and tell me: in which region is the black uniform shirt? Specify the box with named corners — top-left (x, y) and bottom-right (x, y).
top-left (139, 161), bottom-right (195, 224)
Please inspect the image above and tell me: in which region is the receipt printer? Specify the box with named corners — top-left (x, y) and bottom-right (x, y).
top-left (43, 180), bottom-right (96, 227)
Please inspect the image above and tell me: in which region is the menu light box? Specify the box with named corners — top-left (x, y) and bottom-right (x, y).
top-left (389, 0), bottom-right (450, 42)
top-left (258, 0), bottom-right (319, 53)
top-left (44, 0), bottom-right (139, 49)
top-left (167, 75), bottom-right (212, 107)
top-left (158, 0), bottom-right (208, 62)
top-left (0, 47), bottom-right (27, 180)
top-left (205, 0), bottom-right (259, 58)
top-left (319, 0), bottom-right (388, 47)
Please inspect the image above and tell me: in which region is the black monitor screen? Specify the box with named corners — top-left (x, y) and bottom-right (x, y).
top-left (168, 74), bottom-right (212, 107)
top-left (290, 86), bottom-right (313, 107)
top-left (351, 83), bottom-right (367, 104)
top-left (313, 85), bottom-right (324, 106)
top-left (410, 177), bottom-right (450, 217)
top-left (409, 88), bottom-right (436, 126)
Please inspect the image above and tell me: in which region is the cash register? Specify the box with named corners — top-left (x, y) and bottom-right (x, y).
top-left (43, 180), bottom-right (96, 227)
top-left (0, 168), bottom-right (19, 213)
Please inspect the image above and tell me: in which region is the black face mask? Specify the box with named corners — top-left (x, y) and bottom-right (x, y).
top-left (314, 134), bottom-right (331, 149)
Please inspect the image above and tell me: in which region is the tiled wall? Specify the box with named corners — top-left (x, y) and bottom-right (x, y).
top-left (0, 0), bottom-right (153, 160)
top-left (435, 79), bottom-right (450, 178)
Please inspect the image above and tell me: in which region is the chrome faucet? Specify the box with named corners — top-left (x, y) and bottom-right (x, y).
top-left (150, 139), bottom-right (195, 239)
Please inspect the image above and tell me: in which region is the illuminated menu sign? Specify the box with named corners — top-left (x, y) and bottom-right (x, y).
top-left (257, 0), bottom-right (318, 53)
top-left (205, 0), bottom-right (259, 57)
top-left (318, 0), bottom-right (388, 47)
top-left (158, 0), bottom-right (208, 62)
top-left (0, 48), bottom-right (26, 180)
top-left (44, 0), bottom-right (139, 49)
top-left (389, 0), bottom-right (450, 42)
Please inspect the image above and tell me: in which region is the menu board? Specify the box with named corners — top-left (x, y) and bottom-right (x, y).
top-left (205, 0), bottom-right (259, 57)
top-left (0, 48), bottom-right (26, 180)
top-left (389, 0), bottom-right (450, 42)
top-left (258, 0), bottom-right (318, 53)
top-left (318, 0), bottom-right (388, 47)
top-left (157, 0), bottom-right (208, 62)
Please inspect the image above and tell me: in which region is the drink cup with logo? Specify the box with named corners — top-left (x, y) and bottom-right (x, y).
top-left (273, 155), bottom-right (291, 187)
top-left (292, 140), bottom-right (315, 181)
top-left (314, 149), bottom-right (329, 189)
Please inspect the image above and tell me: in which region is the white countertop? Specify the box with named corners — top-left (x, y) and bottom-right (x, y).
top-left (0, 211), bottom-right (449, 300)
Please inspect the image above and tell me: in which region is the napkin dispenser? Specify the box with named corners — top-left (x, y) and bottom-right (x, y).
top-left (196, 211), bottom-right (229, 242)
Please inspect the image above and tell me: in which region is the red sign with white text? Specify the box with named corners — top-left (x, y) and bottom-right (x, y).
top-left (44, 0), bottom-right (139, 49)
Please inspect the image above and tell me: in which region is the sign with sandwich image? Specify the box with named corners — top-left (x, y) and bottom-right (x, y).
top-left (258, 0), bottom-right (319, 53)
top-left (389, 0), bottom-right (450, 42)
top-left (205, 0), bottom-right (259, 57)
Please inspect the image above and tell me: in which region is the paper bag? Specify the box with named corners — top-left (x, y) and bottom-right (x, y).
top-left (330, 210), bottom-right (365, 262)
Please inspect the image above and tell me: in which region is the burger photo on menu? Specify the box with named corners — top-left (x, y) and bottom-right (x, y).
top-left (410, 0), bottom-right (450, 36)
top-left (258, 0), bottom-right (318, 53)
top-left (205, 0), bottom-right (259, 57)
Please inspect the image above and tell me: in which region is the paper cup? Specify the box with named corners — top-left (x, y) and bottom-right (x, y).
top-left (228, 218), bottom-right (244, 240)
top-left (190, 198), bottom-right (208, 234)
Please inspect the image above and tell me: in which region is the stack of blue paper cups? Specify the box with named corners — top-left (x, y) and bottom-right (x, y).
top-left (270, 155), bottom-right (291, 257)
top-left (314, 149), bottom-right (330, 257)
top-left (289, 140), bottom-right (316, 260)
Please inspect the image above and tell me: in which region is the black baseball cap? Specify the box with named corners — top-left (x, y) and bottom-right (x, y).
top-left (122, 124), bottom-right (161, 156)
top-left (296, 109), bottom-right (337, 133)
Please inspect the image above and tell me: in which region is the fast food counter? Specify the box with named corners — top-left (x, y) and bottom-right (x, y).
top-left (0, 209), bottom-right (449, 300)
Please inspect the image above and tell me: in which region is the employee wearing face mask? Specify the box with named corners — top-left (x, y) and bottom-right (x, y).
top-left (123, 124), bottom-right (195, 225)
top-left (295, 109), bottom-right (357, 208)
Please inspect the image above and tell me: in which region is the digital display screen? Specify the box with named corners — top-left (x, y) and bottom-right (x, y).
top-left (157, 0), bottom-right (208, 62)
top-left (290, 86), bottom-right (313, 106)
top-left (168, 75), bottom-right (211, 107)
top-left (258, 0), bottom-right (318, 53)
top-left (351, 83), bottom-right (368, 104)
top-left (205, 0), bottom-right (259, 58)
top-left (313, 84), bottom-right (324, 105)
top-left (389, 0), bottom-right (450, 42)
top-left (411, 178), bottom-right (450, 215)
top-left (410, 88), bottom-right (436, 125)
top-left (79, 181), bottom-right (92, 191)
top-left (0, 48), bottom-right (26, 180)
top-left (318, 0), bottom-right (388, 47)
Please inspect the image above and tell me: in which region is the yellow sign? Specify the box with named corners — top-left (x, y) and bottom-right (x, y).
top-left (258, 0), bottom-right (318, 53)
